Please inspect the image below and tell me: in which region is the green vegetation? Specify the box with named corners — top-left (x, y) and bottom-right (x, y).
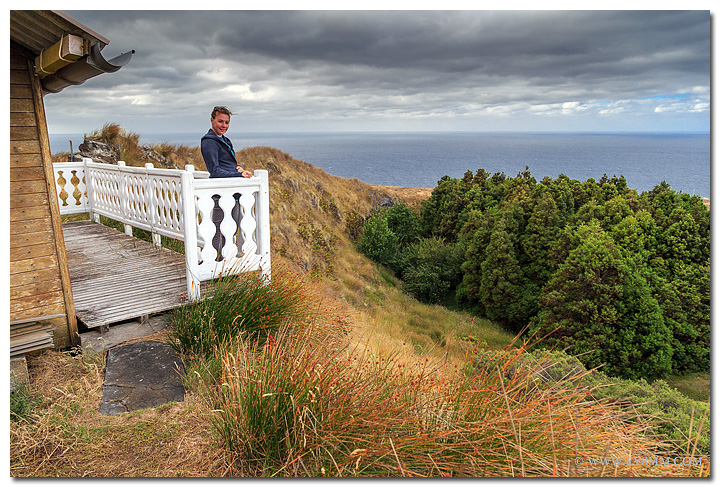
top-left (10, 382), bottom-right (41, 423)
top-left (357, 168), bottom-right (709, 382)
top-left (488, 348), bottom-right (710, 457)
top-left (167, 265), bottom-right (331, 358)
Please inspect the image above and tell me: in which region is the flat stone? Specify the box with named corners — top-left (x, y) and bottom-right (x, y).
top-left (81, 314), bottom-right (168, 354)
top-left (99, 340), bottom-right (185, 415)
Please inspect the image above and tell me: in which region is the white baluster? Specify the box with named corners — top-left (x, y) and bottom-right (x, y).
top-left (196, 193), bottom-right (218, 273)
top-left (238, 191), bottom-right (257, 257)
top-left (217, 191), bottom-right (240, 264)
top-left (117, 161), bottom-right (133, 236)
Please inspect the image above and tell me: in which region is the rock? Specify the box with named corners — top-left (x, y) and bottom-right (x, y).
top-left (99, 340), bottom-right (185, 415)
top-left (265, 162), bottom-right (282, 176)
top-left (10, 356), bottom-right (29, 392)
top-left (78, 138), bottom-right (120, 164)
top-left (369, 190), bottom-right (397, 208)
top-left (140, 145), bottom-right (179, 169)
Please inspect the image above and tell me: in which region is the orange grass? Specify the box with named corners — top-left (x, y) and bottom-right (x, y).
top-left (201, 324), bottom-right (708, 477)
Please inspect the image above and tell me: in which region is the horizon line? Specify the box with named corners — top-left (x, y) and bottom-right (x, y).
top-left (49, 129), bottom-right (711, 135)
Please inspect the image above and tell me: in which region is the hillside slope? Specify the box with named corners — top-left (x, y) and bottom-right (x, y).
top-left (236, 147), bottom-right (511, 358)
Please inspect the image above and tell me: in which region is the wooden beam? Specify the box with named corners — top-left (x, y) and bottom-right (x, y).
top-left (11, 153), bottom-right (45, 168)
top-left (10, 190), bottom-right (50, 209)
top-left (10, 254), bottom-right (60, 276)
top-left (10, 166), bottom-right (46, 181)
top-left (10, 241), bottom-right (57, 262)
top-left (10, 139), bottom-right (42, 154)
top-left (10, 206), bottom-right (52, 222)
top-left (28, 59), bottom-right (79, 346)
top-left (10, 216), bottom-right (54, 235)
top-left (10, 98), bottom-right (35, 113)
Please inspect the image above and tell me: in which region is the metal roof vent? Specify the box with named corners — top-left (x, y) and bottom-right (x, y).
top-left (41, 43), bottom-right (134, 94)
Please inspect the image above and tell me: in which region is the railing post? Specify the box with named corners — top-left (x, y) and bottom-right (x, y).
top-left (84, 158), bottom-right (100, 223)
top-left (255, 169), bottom-right (271, 282)
top-left (181, 165), bottom-right (201, 301)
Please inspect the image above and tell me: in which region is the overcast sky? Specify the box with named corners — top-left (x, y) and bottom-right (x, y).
top-left (42, 9), bottom-right (711, 135)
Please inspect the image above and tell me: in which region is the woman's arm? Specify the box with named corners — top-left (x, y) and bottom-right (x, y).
top-left (201, 139), bottom-right (246, 177)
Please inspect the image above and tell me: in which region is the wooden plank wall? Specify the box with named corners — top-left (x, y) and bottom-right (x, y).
top-left (10, 42), bottom-right (78, 347)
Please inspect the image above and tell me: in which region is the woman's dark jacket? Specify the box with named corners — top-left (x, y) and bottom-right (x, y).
top-left (200, 129), bottom-right (245, 178)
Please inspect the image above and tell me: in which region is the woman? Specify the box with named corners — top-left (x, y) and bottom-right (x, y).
top-left (200, 106), bottom-right (250, 259)
top-left (200, 106), bottom-right (252, 178)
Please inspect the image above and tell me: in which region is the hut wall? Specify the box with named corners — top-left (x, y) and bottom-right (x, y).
top-left (10, 41), bottom-right (78, 348)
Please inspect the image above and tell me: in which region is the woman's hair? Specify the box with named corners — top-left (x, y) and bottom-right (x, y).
top-left (211, 106), bottom-right (233, 119)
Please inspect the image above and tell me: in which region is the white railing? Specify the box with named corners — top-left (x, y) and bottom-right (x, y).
top-left (52, 158), bottom-right (271, 300)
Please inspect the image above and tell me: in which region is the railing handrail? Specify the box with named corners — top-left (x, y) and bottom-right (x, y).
top-left (51, 158), bottom-right (271, 300)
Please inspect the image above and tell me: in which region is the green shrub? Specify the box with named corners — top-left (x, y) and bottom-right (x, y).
top-left (167, 266), bottom-right (324, 358)
top-left (530, 223), bottom-right (673, 380)
top-left (401, 263), bottom-right (449, 304)
top-left (398, 237), bottom-right (464, 304)
top-left (489, 349), bottom-right (711, 457)
top-left (583, 373), bottom-right (710, 456)
top-left (357, 212), bottom-right (399, 269)
top-left (384, 203), bottom-right (420, 247)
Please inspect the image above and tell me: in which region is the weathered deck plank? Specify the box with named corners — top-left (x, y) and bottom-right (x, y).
top-left (62, 220), bottom-right (190, 329)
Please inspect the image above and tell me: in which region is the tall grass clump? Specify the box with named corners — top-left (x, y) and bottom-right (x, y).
top-left (166, 265), bottom-right (337, 359)
top-left (202, 325), bottom-right (706, 477)
top-left (85, 122), bottom-right (143, 162)
top-left (10, 383), bottom-right (41, 424)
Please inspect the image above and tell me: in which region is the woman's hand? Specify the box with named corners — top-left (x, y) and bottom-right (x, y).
top-left (236, 166), bottom-right (252, 178)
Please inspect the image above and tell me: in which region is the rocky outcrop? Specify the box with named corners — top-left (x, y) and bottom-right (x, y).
top-left (139, 146), bottom-right (180, 170)
top-left (76, 138), bottom-right (180, 169)
top-left (78, 138), bottom-right (120, 164)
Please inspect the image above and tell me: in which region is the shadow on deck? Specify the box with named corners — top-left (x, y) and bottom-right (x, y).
top-left (63, 220), bottom-right (191, 330)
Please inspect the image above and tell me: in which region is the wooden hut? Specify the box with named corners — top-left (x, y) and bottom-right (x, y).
top-left (9, 11), bottom-right (133, 364)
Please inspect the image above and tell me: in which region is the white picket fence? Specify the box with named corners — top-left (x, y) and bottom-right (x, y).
top-left (52, 158), bottom-right (271, 300)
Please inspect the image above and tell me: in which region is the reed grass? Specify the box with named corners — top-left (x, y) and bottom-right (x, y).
top-left (199, 323), bottom-right (706, 477)
top-left (166, 263), bottom-right (340, 359)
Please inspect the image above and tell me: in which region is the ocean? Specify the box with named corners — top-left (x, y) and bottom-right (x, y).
top-left (49, 132), bottom-right (711, 198)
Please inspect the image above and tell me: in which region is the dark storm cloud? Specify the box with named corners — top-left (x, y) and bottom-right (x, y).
top-left (47, 10), bottom-right (710, 133)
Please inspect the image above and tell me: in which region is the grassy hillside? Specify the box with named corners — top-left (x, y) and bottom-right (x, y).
top-left (236, 144), bottom-right (515, 361)
top-left (14, 126), bottom-right (707, 477)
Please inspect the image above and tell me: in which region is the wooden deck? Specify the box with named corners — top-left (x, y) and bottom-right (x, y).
top-left (63, 220), bottom-right (189, 329)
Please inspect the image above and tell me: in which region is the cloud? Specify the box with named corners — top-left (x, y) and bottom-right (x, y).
top-left (42, 10), bottom-right (710, 133)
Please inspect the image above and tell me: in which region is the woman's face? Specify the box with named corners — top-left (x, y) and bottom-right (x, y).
top-left (211, 113), bottom-right (230, 136)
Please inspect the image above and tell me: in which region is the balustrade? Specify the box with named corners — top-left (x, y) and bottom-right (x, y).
top-left (52, 158), bottom-right (271, 300)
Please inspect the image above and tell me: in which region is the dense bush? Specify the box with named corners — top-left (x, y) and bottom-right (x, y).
top-left (530, 222), bottom-right (673, 379)
top-left (356, 168), bottom-right (710, 381)
top-left (398, 237), bottom-right (465, 303)
top-left (357, 212), bottom-right (399, 270)
top-left (357, 204), bottom-right (466, 304)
